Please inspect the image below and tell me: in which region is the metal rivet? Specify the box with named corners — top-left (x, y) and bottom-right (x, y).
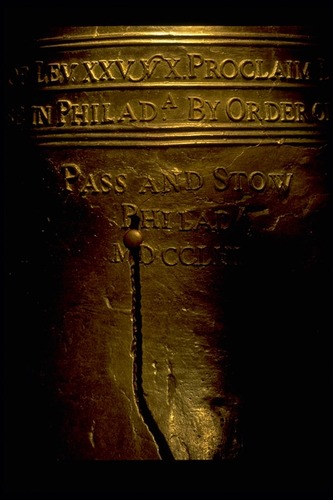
top-left (123, 229), bottom-right (143, 249)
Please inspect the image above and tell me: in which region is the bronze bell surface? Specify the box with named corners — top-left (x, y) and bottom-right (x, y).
top-left (3, 21), bottom-right (331, 493)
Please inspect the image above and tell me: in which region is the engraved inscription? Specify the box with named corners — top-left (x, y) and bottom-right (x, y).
top-left (120, 204), bottom-right (238, 232)
top-left (56, 161), bottom-right (295, 240)
top-left (61, 163), bottom-right (127, 194)
top-left (222, 97), bottom-right (329, 123)
top-left (59, 163), bottom-right (293, 197)
top-left (10, 95), bottom-right (330, 127)
top-left (137, 171), bottom-right (203, 194)
top-left (7, 29), bottom-right (330, 145)
top-left (109, 242), bottom-right (240, 267)
top-left (8, 55), bottom-right (330, 87)
top-left (213, 168), bottom-right (293, 193)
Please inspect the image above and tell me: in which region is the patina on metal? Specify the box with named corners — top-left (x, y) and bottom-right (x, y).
top-left (4, 26), bottom-right (330, 465)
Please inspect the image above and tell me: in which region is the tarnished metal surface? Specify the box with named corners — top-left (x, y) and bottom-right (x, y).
top-left (4, 24), bottom-right (330, 475)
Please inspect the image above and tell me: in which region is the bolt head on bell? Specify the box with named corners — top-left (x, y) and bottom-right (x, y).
top-left (123, 229), bottom-right (144, 249)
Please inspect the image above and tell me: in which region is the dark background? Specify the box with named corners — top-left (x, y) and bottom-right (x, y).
top-left (1, 2), bottom-right (332, 496)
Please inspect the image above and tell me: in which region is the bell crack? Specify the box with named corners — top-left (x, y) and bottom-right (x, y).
top-left (128, 215), bottom-right (174, 461)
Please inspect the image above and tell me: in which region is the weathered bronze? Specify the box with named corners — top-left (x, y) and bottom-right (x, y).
top-left (4, 24), bottom-right (330, 478)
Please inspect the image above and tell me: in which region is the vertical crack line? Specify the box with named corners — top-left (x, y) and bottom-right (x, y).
top-left (129, 247), bottom-right (174, 461)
